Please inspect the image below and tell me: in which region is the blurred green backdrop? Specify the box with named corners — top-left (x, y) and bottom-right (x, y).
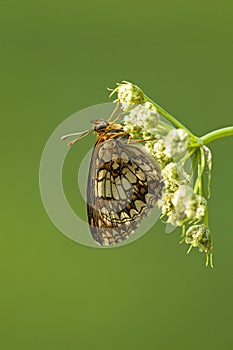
top-left (1, 0), bottom-right (233, 349)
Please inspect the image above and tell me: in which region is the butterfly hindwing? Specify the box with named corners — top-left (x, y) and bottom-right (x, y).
top-left (86, 137), bottom-right (164, 246)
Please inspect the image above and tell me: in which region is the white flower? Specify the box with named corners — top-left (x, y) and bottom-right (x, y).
top-left (164, 128), bottom-right (189, 157)
top-left (124, 104), bottom-right (158, 128)
top-left (158, 191), bottom-right (174, 217)
top-left (161, 162), bottom-right (180, 192)
top-left (123, 103), bottom-right (159, 138)
top-left (165, 185), bottom-right (206, 226)
top-left (117, 82), bottom-right (145, 107)
top-left (194, 195), bottom-right (207, 221)
top-left (150, 139), bottom-right (171, 165)
top-left (172, 185), bottom-right (193, 208)
top-left (167, 185), bottom-right (193, 225)
top-left (185, 225), bottom-right (212, 253)
top-left (162, 162), bottom-right (179, 180)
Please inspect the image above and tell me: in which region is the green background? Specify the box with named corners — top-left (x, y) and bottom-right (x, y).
top-left (1, 1), bottom-right (233, 349)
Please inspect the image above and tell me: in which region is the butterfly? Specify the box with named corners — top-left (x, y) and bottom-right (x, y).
top-left (61, 112), bottom-right (164, 246)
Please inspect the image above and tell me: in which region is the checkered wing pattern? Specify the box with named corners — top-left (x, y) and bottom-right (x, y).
top-left (86, 137), bottom-right (164, 245)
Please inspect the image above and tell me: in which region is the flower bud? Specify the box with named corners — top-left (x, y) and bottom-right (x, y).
top-left (112, 81), bottom-right (145, 107)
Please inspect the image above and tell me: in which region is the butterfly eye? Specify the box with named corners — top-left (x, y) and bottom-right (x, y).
top-left (92, 119), bottom-right (109, 131)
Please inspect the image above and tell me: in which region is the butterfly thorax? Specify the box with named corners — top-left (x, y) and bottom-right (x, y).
top-left (92, 119), bottom-right (130, 145)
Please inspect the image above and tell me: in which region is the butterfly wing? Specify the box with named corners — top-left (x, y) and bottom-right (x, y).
top-left (86, 138), bottom-right (164, 245)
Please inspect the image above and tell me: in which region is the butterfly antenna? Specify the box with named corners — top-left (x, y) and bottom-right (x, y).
top-left (110, 109), bottom-right (123, 124)
top-left (61, 129), bottom-right (92, 146)
top-left (107, 100), bottom-right (120, 122)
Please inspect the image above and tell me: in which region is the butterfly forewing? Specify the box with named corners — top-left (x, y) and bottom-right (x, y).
top-left (87, 136), bottom-right (164, 246)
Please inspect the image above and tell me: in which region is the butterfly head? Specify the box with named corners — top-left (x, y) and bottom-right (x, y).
top-left (92, 119), bottom-right (110, 132)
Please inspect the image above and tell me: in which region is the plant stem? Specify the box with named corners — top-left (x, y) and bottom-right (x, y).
top-left (194, 148), bottom-right (205, 195)
top-left (145, 95), bottom-right (197, 140)
top-left (201, 127), bottom-right (233, 145)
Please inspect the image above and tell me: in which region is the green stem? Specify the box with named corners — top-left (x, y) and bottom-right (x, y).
top-left (145, 95), bottom-right (197, 140)
top-left (201, 127), bottom-right (233, 145)
top-left (200, 147), bottom-right (206, 197)
top-left (180, 147), bottom-right (197, 165)
top-left (156, 120), bottom-right (173, 133)
top-left (194, 148), bottom-right (205, 195)
top-left (204, 208), bottom-right (209, 226)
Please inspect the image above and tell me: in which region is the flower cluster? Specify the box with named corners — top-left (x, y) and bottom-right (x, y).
top-left (167, 185), bottom-right (207, 226)
top-left (123, 102), bottom-right (159, 138)
top-left (110, 81), bottom-right (213, 267)
top-left (164, 129), bottom-right (190, 158)
top-left (185, 225), bottom-right (212, 259)
top-left (109, 81), bottom-right (145, 110)
top-left (159, 162), bottom-right (207, 228)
